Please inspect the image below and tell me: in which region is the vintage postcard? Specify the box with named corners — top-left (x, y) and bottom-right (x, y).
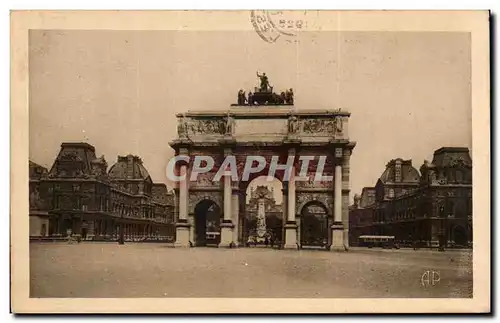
top-left (11, 10), bottom-right (490, 313)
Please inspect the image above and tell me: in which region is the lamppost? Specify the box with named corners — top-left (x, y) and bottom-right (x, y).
top-left (438, 204), bottom-right (445, 251)
top-left (118, 205), bottom-right (125, 245)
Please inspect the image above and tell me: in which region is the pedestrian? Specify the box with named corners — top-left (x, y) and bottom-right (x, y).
top-left (264, 236), bottom-right (269, 247)
top-left (66, 228), bottom-right (73, 244)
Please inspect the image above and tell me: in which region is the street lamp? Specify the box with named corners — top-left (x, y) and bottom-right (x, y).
top-left (438, 204), bottom-right (445, 251)
top-left (118, 205), bottom-right (125, 245)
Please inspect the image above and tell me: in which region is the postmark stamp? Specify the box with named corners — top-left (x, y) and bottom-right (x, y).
top-left (250, 10), bottom-right (307, 44)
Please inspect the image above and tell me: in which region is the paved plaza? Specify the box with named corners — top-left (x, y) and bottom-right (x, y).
top-left (30, 242), bottom-right (472, 298)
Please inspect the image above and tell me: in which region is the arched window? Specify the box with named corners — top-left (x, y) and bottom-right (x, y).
top-left (445, 170), bottom-right (452, 182)
top-left (447, 200), bottom-right (455, 217)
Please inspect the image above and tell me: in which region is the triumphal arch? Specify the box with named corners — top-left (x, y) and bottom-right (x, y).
top-left (169, 76), bottom-right (355, 251)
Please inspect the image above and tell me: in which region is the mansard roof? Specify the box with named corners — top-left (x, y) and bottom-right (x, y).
top-left (109, 155), bottom-right (151, 181)
top-left (431, 147), bottom-right (472, 168)
top-left (379, 158), bottom-right (420, 184)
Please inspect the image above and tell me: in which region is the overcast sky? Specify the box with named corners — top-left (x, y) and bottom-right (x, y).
top-left (29, 30), bottom-right (471, 204)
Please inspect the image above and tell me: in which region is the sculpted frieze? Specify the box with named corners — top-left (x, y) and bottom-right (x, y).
top-left (296, 173), bottom-right (332, 189)
top-left (295, 192), bottom-right (332, 216)
top-left (191, 172), bottom-right (220, 188)
top-left (301, 116), bottom-right (344, 136)
top-left (188, 191), bottom-right (223, 214)
top-left (187, 118), bottom-right (226, 135)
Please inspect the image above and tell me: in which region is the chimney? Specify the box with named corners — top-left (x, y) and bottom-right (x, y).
top-left (127, 155), bottom-right (134, 179)
top-left (395, 159), bottom-right (402, 182)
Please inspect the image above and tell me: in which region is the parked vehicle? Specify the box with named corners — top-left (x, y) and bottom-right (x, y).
top-left (358, 235), bottom-right (395, 249)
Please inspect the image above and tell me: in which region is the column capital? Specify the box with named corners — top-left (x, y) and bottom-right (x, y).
top-left (282, 139), bottom-right (302, 151)
top-left (178, 147), bottom-right (190, 156)
top-left (221, 219), bottom-right (234, 227)
top-left (331, 222), bottom-right (344, 229)
top-left (219, 139), bottom-right (236, 151)
top-left (223, 146), bottom-right (234, 156)
top-left (346, 141), bottom-right (357, 151)
top-left (331, 147), bottom-right (343, 165)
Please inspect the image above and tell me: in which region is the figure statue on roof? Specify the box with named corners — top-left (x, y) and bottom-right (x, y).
top-left (256, 71), bottom-right (270, 92)
top-left (248, 92), bottom-right (254, 105)
top-left (288, 115), bottom-right (299, 134)
top-left (285, 88), bottom-right (294, 105)
top-left (237, 89), bottom-right (246, 105)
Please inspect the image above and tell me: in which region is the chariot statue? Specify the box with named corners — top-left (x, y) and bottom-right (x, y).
top-left (233, 72), bottom-right (294, 106)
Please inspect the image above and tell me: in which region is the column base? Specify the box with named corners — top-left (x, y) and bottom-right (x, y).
top-left (284, 222), bottom-right (299, 250)
top-left (330, 223), bottom-right (347, 251)
top-left (174, 222), bottom-right (191, 248)
top-left (219, 222), bottom-right (234, 248)
top-left (429, 240), bottom-right (440, 248)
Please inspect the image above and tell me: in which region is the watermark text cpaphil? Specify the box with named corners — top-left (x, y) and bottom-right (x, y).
top-left (166, 155), bottom-right (335, 182)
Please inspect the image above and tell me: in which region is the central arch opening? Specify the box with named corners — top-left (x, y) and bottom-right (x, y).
top-left (194, 199), bottom-right (221, 247)
top-left (300, 201), bottom-right (329, 248)
top-left (243, 175), bottom-right (284, 247)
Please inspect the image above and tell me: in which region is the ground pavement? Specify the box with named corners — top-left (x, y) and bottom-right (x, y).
top-left (30, 242), bottom-right (472, 298)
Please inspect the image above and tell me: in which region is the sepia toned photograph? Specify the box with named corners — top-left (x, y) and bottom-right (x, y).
top-left (11, 10), bottom-right (490, 313)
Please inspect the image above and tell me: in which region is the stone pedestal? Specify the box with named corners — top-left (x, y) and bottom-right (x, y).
top-left (174, 222), bottom-right (191, 247)
top-left (219, 221), bottom-right (234, 248)
top-left (330, 223), bottom-right (346, 251)
top-left (284, 222), bottom-right (298, 249)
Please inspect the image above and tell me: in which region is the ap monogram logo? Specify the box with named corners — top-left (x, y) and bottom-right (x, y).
top-left (421, 270), bottom-right (441, 287)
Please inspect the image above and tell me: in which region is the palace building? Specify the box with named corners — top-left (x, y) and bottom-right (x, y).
top-left (29, 161), bottom-right (50, 237)
top-left (29, 142), bottom-right (175, 241)
top-left (349, 147), bottom-right (473, 248)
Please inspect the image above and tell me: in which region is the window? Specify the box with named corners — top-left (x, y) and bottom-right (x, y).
top-left (448, 170), bottom-right (455, 182)
top-left (74, 197), bottom-right (81, 210)
top-left (447, 200), bottom-right (455, 217)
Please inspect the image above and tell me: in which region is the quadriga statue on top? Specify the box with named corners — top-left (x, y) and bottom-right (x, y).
top-left (235, 72), bottom-right (294, 106)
